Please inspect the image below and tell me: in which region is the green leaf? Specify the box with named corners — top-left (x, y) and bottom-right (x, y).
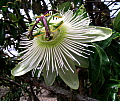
top-left (75, 5), bottom-right (87, 18)
top-left (74, 0), bottom-right (83, 7)
top-left (113, 11), bottom-right (120, 32)
top-left (106, 40), bottom-right (120, 64)
top-left (8, 13), bottom-right (18, 22)
top-left (90, 75), bottom-right (105, 97)
top-left (89, 44), bottom-right (102, 83)
top-left (94, 79), bottom-right (120, 101)
top-left (98, 45), bottom-right (110, 77)
top-left (108, 92), bottom-right (119, 101)
top-left (58, 2), bottom-right (71, 12)
top-left (105, 79), bottom-right (120, 88)
top-left (94, 43), bottom-right (110, 77)
top-left (90, 43), bottom-right (110, 97)
top-left (58, 54), bottom-right (79, 89)
top-left (104, 80), bottom-right (120, 101)
top-left (7, 2), bottom-right (13, 9)
top-left (2, 6), bottom-right (8, 12)
top-left (0, 0), bottom-right (8, 9)
top-left (0, 19), bottom-right (5, 45)
top-left (100, 79), bottom-right (120, 101)
top-left (111, 59), bottom-right (120, 78)
top-left (10, 25), bottom-right (17, 38)
top-left (94, 44), bottom-right (110, 67)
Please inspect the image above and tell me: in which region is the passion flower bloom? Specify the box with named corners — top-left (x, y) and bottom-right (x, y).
top-left (11, 10), bottom-right (112, 89)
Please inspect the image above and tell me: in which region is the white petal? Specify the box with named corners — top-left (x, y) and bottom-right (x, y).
top-left (59, 43), bottom-right (81, 65)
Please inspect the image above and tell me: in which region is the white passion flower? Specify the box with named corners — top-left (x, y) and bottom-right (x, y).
top-left (11, 10), bottom-right (112, 89)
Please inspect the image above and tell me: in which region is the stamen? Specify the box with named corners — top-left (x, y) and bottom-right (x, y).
top-left (36, 14), bottom-right (51, 18)
top-left (54, 16), bottom-right (62, 18)
top-left (51, 22), bottom-right (64, 32)
top-left (34, 21), bottom-right (63, 38)
top-left (34, 33), bottom-right (45, 37)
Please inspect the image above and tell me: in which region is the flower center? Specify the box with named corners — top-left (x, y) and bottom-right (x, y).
top-left (36, 24), bottom-right (67, 48)
top-left (47, 21), bottom-right (64, 40)
top-left (35, 20), bottom-right (64, 41)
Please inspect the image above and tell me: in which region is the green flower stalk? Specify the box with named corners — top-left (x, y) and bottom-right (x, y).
top-left (11, 10), bottom-right (112, 89)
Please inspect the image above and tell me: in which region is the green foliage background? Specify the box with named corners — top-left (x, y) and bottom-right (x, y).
top-left (0, 0), bottom-right (120, 101)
